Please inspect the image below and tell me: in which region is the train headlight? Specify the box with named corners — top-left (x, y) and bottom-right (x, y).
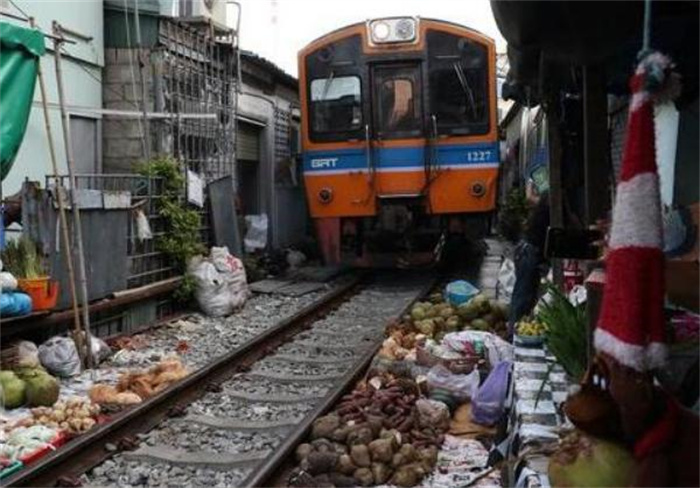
top-left (372, 21), bottom-right (391, 42)
top-left (318, 187), bottom-right (334, 204)
top-left (395, 19), bottom-right (415, 40)
top-left (470, 182), bottom-right (486, 198)
top-left (368, 17), bottom-right (418, 44)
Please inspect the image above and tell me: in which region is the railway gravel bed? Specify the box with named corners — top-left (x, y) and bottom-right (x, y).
top-left (48, 281), bottom-right (347, 404)
top-left (84, 273), bottom-right (429, 488)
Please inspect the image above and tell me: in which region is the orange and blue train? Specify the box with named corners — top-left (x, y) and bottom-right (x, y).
top-left (299, 17), bottom-right (499, 266)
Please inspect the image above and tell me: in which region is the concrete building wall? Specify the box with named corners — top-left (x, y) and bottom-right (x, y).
top-left (3, 1), bottom-right (104, 195)
top-left (101, 47), bottom-right (155, 173)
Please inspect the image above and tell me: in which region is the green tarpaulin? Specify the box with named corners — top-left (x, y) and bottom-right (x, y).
top-left (0, 21), bottom-right (45, 181)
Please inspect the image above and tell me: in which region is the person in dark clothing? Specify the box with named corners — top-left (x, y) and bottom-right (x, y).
top-left (508, 182), bottom-right (550, 336)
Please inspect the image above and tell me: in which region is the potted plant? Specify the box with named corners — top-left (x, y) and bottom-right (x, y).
top-left (1, 236), bottom-right (59, 311)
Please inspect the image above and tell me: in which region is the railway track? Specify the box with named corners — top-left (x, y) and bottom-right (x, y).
top-left (5, 271), bottom-right (435, 488)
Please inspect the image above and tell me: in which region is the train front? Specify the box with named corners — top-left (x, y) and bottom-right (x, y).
top-left (299, 17), bottom-right (498, 267)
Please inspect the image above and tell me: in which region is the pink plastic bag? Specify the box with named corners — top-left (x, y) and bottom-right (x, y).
top-left (471, 360), bottom-right (512, 426)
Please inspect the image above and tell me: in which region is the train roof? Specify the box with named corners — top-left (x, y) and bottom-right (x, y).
top-left (299, 17), bottom-right (495, 56)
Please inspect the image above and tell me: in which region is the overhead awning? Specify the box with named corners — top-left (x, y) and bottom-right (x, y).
top-left (0, 21), bottom-right (45, 181)
top-left (491, 1), bottom-right (699, 106)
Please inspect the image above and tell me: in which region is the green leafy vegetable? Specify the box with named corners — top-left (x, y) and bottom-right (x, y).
top-left (537, 283), bottom-right (588, 382)
top-left (1, 236), bottom-right (46, 279)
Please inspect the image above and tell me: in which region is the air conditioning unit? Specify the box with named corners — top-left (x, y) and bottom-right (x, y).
top-left (160, 0), bottom-right (227, 27)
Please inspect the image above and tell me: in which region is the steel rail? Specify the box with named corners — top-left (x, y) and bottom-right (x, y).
top-left (4, 274), bottom-right (364, 487)
top-left (243, 275), bottom-right (440, 488)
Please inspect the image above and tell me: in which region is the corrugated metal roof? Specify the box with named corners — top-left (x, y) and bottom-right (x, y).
top-left (241, 50), bottom-right (297, 89)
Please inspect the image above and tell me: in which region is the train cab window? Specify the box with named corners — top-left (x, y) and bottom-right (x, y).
top-left (310, 76), bottom-right (362, 135)
top-left (373, 65), bottom-right (422, 137)
top-left (427, 31), bottom-right (490, 135)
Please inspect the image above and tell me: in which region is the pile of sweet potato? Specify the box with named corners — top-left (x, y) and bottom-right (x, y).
top-left (290, 375), bottom-right (447, 487)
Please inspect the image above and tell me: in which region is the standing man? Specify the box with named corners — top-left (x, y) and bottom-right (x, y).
top-left (508, 179), bottom-right (550, 337)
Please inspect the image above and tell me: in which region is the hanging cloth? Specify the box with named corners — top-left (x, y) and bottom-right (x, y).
top-left (0, 21), bottom-right (45, 181)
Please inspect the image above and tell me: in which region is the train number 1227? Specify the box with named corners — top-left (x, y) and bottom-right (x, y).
top-left (466, 150), bottom-right (492, 163)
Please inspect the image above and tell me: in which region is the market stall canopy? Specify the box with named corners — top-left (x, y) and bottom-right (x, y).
top-left (0, 21), bottom-right (45, 181)
top-left (491, 1), bottom-right (699, 106)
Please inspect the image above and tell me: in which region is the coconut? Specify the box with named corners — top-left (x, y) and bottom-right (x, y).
top-left (470, 319), bottom-right (489, 331)
top-left (22, 369), bottom-right (60, 407)
top-left (446, 316), bottom-right (461, 331)
top-left (428, 292), bottom-right (443, 304)
top-left (491, 301), bottom-right (509, 320)
top-left (0, 370), bottom-right (26, 408)
top-left (548, 431), bottom-right (637, 487)
top-left (482, 313), bottom-right (497, 327)
top-left (410, 307), bottom-right (426, 321)
top-left (457, 303), bottom-right (479, 321)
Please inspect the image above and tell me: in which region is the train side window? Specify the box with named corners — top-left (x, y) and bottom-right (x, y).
top-left (310, 76), bottom-right (362, 134)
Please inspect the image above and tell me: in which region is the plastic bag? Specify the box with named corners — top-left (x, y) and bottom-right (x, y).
top-left (286, 249), bottom-right (306, 269)
top-left (87, 334), bottom-right (112, 364)
top-left (15, 340), bottom-right (40, 368)
top-left (0, 292), bottom-right (31, 317)
top-left (568, 285), bottom-right (587, 306)
top-left (445, 280), bottom-right (480, 306)
top-left (415, 398), bottom-right (451, 431)
top-left (189, 246), bottom-right (249, 317)
top-left (443, 330), bottom-right (514, 367)
top-left (497, 258), bottom-right (516, 302)
top-left (244, 214), bottom-right (268, 252)
top-left (472, 360), bottom-right (512, 426)
top-left (427, 364), bottom-right (480, 402)
top-left (0, 425), bottom-right (57, 461)
top-left (38, 336), bottom-right (81, 377)
top-left (135, 210), bottom-right (153, 241)
top-left (1, 271), bottom-right (18, 291)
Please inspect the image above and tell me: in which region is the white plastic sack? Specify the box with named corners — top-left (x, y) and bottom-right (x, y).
top-left (497, 258), bottom-right (516, 303)
top-left (286, 249), bottom-right (306, 269)
top-left (443, 330), bottom-right (514, 367)
top-left (37, 334), bottom-right (110, 377)
top-left (426, 364), bottom-right (480, 401)
top-left (244, 214), bottom-right (268, 252)
top-left (15, 341), bottom-right (40, 368)
top-left (38, 336), bottom-right (81, 377)
top-left (135, 210), bottom-right (153, 241)
top-left (568, 285), bottom-right (587, 306)
top-left (0, 272), bottom-right (17, 291)
top-left (87, 334), bottom-right (112, 363)
top-left (190, 247), bottom-right (249, 317)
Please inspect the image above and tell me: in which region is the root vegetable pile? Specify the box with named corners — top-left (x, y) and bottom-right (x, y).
top-left (290, 375), bottom-right (446, 487)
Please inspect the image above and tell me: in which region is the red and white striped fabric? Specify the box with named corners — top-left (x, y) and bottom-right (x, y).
top-left (594, 53), bottom-right (678, 372)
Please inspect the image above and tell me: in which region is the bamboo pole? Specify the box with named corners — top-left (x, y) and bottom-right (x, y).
top-left (30, 17), bottom-right (87, 366)
top-left (133, 0), bottom-right (151, 160)
top-left (51, 24), bottom-right (94, 369)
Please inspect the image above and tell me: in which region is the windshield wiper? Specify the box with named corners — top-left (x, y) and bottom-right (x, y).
top-left (452, 62), bottom-right (478, 120)
top-left (321, 71), bottom-right (335, 100)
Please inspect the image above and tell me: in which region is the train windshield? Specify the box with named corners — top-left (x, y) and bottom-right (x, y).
top-left (310, 75), bottom-right (362, 133)
top-left (428, 31), bottom-right (489, 135)
top-left (373, 64), bottom-right (423, 138)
